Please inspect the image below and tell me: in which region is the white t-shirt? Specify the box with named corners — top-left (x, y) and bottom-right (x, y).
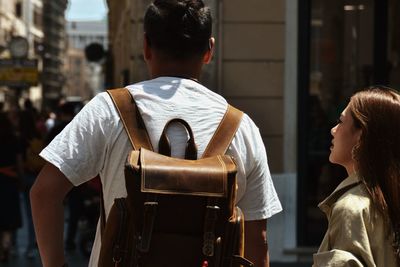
top-left (40, 76), bottom-right (282, 266)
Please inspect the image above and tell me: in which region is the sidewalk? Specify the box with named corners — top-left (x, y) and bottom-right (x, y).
top-left (0, 250), bottom-right (88, 267)
top-left (0, 194), bottom-right (89, 267)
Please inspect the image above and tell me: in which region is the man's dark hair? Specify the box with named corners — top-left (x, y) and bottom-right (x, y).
top-left (144, 0), bottom-right (212, 60)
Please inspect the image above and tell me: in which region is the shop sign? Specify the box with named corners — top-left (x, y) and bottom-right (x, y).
top-left (0, 58), bottom-right (39, 87)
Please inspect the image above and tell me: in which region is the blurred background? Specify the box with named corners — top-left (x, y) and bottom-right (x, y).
top-left (0, 0), bottom-right (106, 265)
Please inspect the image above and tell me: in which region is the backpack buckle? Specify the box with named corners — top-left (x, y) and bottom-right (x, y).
top-left (203, 205), bottom-right (220, 256)
top-left (137, 201), bottom-right (158, 252)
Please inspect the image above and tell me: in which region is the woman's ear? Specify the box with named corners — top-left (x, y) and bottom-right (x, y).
top-left (203, 37), bottom-right (215, 64)
top-left (351, 129), bottom-right (362, 160)
top-left (355, 128), bottom-right (362, 143)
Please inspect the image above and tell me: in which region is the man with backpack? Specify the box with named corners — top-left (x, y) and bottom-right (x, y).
top-left (30, 0), bottom-right (282, 266)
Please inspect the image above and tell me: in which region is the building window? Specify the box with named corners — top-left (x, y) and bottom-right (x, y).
top-left (298, 0), bottom-right (400, 247)
top-left (298, 0), bottom-right (387, 247)
top-left (34, 7), bottom-right (43, 29)
top-left (388, 0), bottom-right (400, 88)
top-left (34, 40), bottom-right (44, 56)
top-left (15, 2), bottom-right (22, 18)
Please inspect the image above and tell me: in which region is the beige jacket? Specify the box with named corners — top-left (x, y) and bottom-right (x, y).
top-left (313, 174), bottom-right (398, 267)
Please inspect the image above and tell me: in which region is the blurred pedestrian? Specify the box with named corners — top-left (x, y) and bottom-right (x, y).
top-left (0, 112), bottom-right (23, 263)
top-left (44, 111), bottom-right (56, 132)
top-left (45, 101), bottom-right (85, 252)
top-left (35, 110), bottom-right (49, 138)
top-left (45, 101), bottom-right (76, 144)
top-left (313, 86), bottom-right (400, 266)
top-left (20, 99), bottom-right (46, 259)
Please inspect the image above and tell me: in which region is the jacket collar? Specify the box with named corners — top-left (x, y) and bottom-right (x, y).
top-left (318, 173), bottom-right (361, 215)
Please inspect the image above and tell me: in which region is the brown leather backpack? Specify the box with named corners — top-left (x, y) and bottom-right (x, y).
top-left (98, 88), bottom-right (254, 267)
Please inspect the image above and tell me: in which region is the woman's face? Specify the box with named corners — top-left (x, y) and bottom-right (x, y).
top-left (329, 104), bottom-right (361, 174)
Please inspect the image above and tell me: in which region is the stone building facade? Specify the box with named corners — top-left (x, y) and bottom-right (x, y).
top-left (41, 0), bottom-right (68, 109)
top-left (64, 19), bottom-right (108, 100)
top-left (0, 0), bottom-right (45, 109)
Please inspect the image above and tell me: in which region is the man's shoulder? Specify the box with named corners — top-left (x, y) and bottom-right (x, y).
top-left (71, 92), bottom-right (120, 126)
top-left (235, 113), bottom-right (260, 139)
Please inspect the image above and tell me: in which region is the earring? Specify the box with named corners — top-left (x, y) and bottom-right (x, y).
top-left (351, 144), bottom-right (359, 160)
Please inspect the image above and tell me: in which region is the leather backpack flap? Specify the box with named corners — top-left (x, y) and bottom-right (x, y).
top-left (125, 148), bottom-right (238, 216)
top-left (142, 148), bottom-right (235, 196)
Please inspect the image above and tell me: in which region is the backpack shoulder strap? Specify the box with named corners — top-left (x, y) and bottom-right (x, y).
top-left (107, 88), bottom-right (153, 151)
top-left (100, 88), bottom-right (153, 236)
top-left (202, 104), bottom-right (244, 158)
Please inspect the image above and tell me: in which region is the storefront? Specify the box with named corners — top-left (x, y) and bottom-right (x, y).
top-left (297, 0), bottom-right (400, 248)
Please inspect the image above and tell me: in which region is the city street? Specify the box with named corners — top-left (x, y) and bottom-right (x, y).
top-left (0, 198), bottom-right (89, 267)
top-left (2, 0), bottom-right (398, 265)
top-left (0, 250), bottom-right (88, 267)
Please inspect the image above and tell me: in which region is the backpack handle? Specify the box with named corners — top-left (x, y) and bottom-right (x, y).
top-left (158, 118), bottom-right (198, 160)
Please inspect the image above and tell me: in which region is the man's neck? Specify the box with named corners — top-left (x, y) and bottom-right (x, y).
top-left (148, 58), bottom-right (203, 81)
top-left (150, 73), bottom-right (200, 82)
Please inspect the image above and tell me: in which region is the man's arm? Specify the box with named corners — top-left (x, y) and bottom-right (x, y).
top-left (30, 162), bottom-right (74, 267)
top-left (244, 219), bottom-right (269, 267)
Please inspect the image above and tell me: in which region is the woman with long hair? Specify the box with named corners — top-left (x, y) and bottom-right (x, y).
top-left (313, 86), bottom-right (400, 266)
top-left (0, 111), bottom-right (23, 262)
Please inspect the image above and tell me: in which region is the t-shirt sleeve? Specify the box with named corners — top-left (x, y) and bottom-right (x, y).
top-left (235, 115), bottom-right (282, 221)
top-left (40, 93), bottom-right (116, 186)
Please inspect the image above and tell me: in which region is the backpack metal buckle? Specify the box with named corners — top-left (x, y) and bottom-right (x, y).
top-left (137, 201), bottom-right (158, 252)
top-left (203, 205), bottom-right (220, 256)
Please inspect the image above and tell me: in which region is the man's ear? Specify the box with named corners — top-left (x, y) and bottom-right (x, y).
top-left (203, 37), bottom-right (215, 64)
top-left (143, 34), bottom-right (152, 61)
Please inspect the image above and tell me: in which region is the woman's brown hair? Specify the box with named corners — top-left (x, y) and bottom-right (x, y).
top-left (349, 86), bottom-right (400, 261)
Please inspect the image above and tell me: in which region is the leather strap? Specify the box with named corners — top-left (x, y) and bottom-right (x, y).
top-left (202, 104), bottom-right (244, 158)
top-left (158, 118), bottom-right (198, 160)
top-left (107, 88), bottom-right (153, 151)
top-left (100, 88), bottom-right (153, 235)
